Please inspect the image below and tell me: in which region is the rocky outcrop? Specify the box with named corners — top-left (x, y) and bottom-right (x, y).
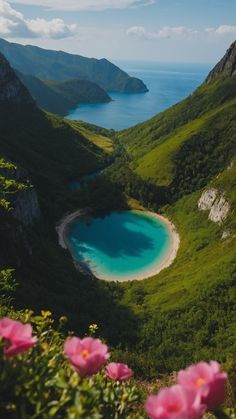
top-left (206, 40), bottom-right (236, 83)
top-left (1, 163), bottom-right (40, 227)
top-left (0, 164), bottom-right (40, 266)
top-left (221, 230), bottom-right (231, 240)
top-left (208, 195), bottom-right (230, 224)
top-left (0, 52), bottom-right (34, 105)
top-left (198, 189), bottom-right (218, 211)
top-left (198, 188), bottom-right (230, 224)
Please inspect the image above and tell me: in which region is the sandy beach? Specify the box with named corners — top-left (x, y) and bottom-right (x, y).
top-left (56, 209), bottom-right (87, 250)
top-left (56, 209), bottom-right (180, 282)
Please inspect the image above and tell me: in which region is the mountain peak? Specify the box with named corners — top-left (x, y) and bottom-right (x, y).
top-left (206, 40), bottom-right (236, 83)
top-left (0, 52), bottom-right (34, 105)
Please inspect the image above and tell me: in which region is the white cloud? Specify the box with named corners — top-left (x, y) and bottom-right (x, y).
top-left (127, 24), bottom-right (236, 41)
top-left (209, 25), bottom-right (236, 35)
top-left (0, 0), bottom-right (78, 38)
top-left (127, 25), bottom-right (194, 40)
top-left (9, 0), bottom-right (155, 11)
top-left (27, 19), bottom-right (77, 39)
top-left (126, 26), bottom-right (149, 38)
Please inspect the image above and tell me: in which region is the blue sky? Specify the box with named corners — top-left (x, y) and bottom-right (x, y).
top-left (0, 0), bottom-right (235, 62)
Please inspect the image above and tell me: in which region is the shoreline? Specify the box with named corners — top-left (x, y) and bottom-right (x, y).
top-left (56, 209), bottom-right (180, 282)
top-left (56, 209), bottom-right (88, 250)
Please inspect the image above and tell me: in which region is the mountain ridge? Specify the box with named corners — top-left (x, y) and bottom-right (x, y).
top-left (0, 38), bottom-right (148, 94)
top-left (206, 40), bottom-right (236, 83)
top-left (118, 44), bottom-right (236, 200)
top-left (0, 52), bottom-right (34, 106)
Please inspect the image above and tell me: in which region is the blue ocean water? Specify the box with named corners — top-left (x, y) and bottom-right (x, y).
top-left (67, 210), bottom-right (170, 281)
top-left (66, 61), bottom-right (212, 130)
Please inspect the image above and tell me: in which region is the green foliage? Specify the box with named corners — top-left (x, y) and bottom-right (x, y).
top-left (0, 315), bottom-right (140, 418)
top-left (0, 157), bottom-right (28, 210)
top-left (0, 269), bottom-right (17, 316)
top-left (0, 272), bottom-right (141, 418)
top-left (105, 157), bottom-right (168, 210)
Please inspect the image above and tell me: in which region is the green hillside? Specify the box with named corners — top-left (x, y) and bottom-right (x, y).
top-left (17, 72), bottom-right (111, 116)
top-left (66, 120), bottom-right (114, 154)
top-left (0, 106), bottom-right (112, 215)
top-left (119, 76), bottom-right (236, 198)
top-left (0, 38), bottom-right (148, 93)
top-left (114, 161), bottom-right (236, 376)
top-left (104, 47), bottom-right (236, 375)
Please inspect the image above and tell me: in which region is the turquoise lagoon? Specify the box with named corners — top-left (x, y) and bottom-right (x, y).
top-left (67, 210), bottom-right (171, 281)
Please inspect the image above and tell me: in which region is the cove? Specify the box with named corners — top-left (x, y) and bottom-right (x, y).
top-left (66, 61), bottom-right (211, 130)
top-left (65, 210), bottom-right (179, 281)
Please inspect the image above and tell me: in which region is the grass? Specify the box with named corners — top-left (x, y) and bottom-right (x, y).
top-left (118, 77), bottom-right (236, 197)
top-left (66, 120), bottom-right (114, 154)
top-left (119, 76), bottom-right (236, 158)
top-left (132, 98), bottom-right (236, 186)
top-left (127, 198), bottom-right (146, 211)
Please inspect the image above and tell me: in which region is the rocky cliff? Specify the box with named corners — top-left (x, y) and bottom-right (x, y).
top-left (198, 188), bottom-right (230, 224)
top-left (11, 172), bottom-right (40, 227)
top-left (0, 53), bottom-right (34, 105)
top-left (206, 40), bottom-right (236, 83)
top-left (0, 164), bottom-right (41, 267)
top-left (0, 53), bottom-right (40, 265)
top-left (0, 54), bottom-right (39, 227)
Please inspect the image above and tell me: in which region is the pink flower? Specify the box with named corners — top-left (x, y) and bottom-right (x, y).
top-left (0, 317), bottom-right (37, 357)
top-left (145, 384), bottom-right (205, 419)
top-left (177, 361), bottom-right (227, 411)
top-left (106, 362), bottom-right (133, 381)
top-left (64, 336), bottom-right (109, 377)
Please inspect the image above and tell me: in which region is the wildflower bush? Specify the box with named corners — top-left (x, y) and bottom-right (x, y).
top-left (0, 312), bottom-right (139, 418)
top-left (0, 271), bottom-right (235, 418)
top-left (0, 312), bottom-right (235, 419)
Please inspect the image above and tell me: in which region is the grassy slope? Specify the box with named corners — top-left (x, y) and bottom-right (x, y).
top-left (66, 120), bottom-right (114, 154)
top-left (117, 162), bottom-right (236, 375)
top-left (119, 77), bottom-right (236, 189)
top-left (133, 99), bottom-right (236, 186)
